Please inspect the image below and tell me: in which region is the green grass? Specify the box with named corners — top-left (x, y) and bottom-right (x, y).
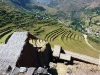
top-left (87, 36), bottom-right (100, 51)
top-left (0, 31), bottom-right (13, 44)
top-left (0, 23), bottom-right (15, 31)
top-left (88, 40), bottom-right (100, 51)
top-left (40, 27), bottom-right (100, 58)
top-left (0, 1), bottom-right (100, 59)
top-left (92, 15), bottom-right (100, 22)
top-left (0, 19), bottom-right (99, 58)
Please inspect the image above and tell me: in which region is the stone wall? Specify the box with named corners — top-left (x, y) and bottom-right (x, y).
top-left (16, 42), bottom-right (53, 68)
top-left (38, 42), bottom-right (53, 67)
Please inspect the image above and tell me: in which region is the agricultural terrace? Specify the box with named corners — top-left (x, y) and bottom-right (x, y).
top-left (0, 6), bottom-right (100, 58)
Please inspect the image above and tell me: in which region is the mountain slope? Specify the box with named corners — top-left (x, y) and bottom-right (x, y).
top-left (48, 0), bottom-right (100, 13)
top-left (0, 0), bottom-right (57, 15)
top-left (32, 0), bottom-right (52, 5)
top-left (0, 1), bottom-right (100, 58)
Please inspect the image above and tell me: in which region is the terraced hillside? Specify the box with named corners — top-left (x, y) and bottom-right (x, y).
top-left (29, 39), bottom-right (47, 47)
top-left (0, 23), bottom-right (99, 58)
top-left (27, 24), bottom-right (100, 58)
top-left (0, 30), bottom-right (13, 43)
top-left (43, 27), bottom-right (99, 58)
top-left (0, 2), bottom-right (100, 58)
top-left (0, 24), bottom-right (14, 44)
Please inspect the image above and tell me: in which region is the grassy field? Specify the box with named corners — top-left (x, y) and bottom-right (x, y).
top-left (88, 40), bottom-right (100, 51)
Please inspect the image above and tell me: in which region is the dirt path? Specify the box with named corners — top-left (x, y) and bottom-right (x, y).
top-left (83, 34), bottom-right (100, 52)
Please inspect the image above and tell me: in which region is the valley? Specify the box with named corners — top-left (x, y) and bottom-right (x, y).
top-left (0, 0), bottom-right (100, 58)
top-left (0, 0), bottom-right (100, 75)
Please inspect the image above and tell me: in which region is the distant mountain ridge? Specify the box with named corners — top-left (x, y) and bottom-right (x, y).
top-left (1, 0), bottom-right (100, 14)
top-left (48, 0), bottom-right (100, 13)
top-left (11, 0), bottom-right (30, 6)
top-left (1, 0), bottom-right (100, 18)
top-left (32, 0), bottom-right (52, 5)
top-left (0, 0), bottom-right (57, 14)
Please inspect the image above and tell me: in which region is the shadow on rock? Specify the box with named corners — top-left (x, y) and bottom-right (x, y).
top-left (48, 69), bottom-right (58, 75)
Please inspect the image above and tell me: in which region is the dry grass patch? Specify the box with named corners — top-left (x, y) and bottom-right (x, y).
top-left (56, 63), bottom-right (68, 75)
top-left (56, 62), bottom-right (100, 75)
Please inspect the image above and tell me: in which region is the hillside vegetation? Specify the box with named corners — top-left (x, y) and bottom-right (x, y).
top-left (49, 0), bottom-right (100, 13)
top-left (0, 2), bottom-right (100, 58)
top-left (1, 0), bottom-right (57, 15)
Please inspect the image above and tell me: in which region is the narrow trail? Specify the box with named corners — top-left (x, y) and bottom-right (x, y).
top-left (83, 34), bottom-right (100, 52)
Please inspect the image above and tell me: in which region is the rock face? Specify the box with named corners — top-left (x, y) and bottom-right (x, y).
top-left (16, 42), bottom-right (53, 68)
top-left (38, 42), bottom-right (53, 67)
top-left (16, 43), bottom-right (40, 67)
